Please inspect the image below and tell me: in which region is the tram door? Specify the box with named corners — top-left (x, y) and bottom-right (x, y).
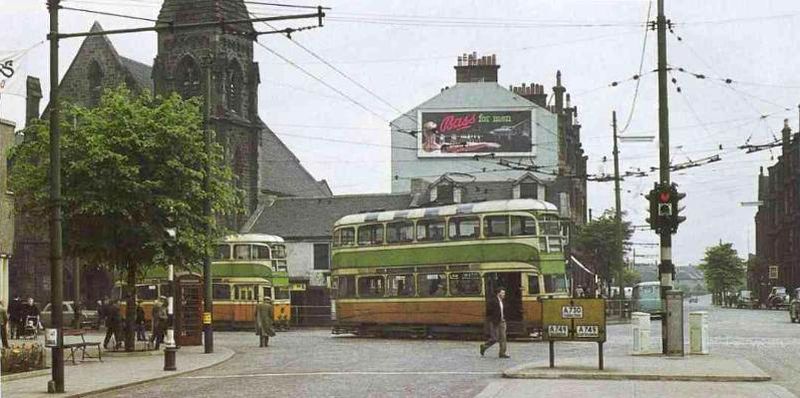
top-left (175, 275), bottom-right (204, 346)
top-left (484, 272), bottom-right (523, 333)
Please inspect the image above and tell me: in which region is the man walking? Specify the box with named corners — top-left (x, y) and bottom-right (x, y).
top-left (0, 300), bottom-right (10, 348)
top-left (8, 295), bottom-right (21, 339)
top-left (255, 296), bottom-right (275, 347)
top-left (480, 287), bottom-right (509, 358)
top-left (103, 300), bottom-right (121, 350)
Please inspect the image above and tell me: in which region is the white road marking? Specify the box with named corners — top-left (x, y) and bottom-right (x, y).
top-left (182, 371), bottom-right (500, 379)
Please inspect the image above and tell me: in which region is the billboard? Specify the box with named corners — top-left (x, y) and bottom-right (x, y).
top-left (417, 109), bottom-right (534, 157)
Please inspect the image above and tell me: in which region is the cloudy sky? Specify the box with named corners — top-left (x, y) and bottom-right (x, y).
top-left (2, 0), bottom-right (799, 265)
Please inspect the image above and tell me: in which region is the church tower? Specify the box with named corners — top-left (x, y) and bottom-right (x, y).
top-left (153, 0), bottom-right (261, 219)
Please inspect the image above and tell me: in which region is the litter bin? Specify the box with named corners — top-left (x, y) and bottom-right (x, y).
top-left (689, 311), bottom-right (709, 354)
top-left (631, 311), bottom-right (651, 354)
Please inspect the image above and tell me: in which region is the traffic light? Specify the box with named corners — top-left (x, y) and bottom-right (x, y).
top-left (645, 183), bottom-right (664, 231)
top-left (668, 183), bottom-right (686, 233)
top-left (646, 182), bottom-right (687, 234)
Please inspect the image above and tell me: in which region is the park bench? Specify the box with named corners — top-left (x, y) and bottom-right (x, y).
top-left (62, 329), bottom-right (102, 364)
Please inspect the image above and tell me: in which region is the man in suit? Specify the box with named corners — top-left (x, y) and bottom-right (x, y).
top-left (480, 287), bottom-right (509, 358)
top-left (255, 297), bottom-right (275, 347)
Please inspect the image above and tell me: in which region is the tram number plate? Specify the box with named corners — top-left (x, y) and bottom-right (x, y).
top-left (547, 324), bottom-right (569, 338)
top-left (561, 305), bottom-right (584, 319)
top-left (576, 325), bottom-right (599, 338)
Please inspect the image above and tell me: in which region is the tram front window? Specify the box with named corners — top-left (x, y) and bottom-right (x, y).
top-left (528, 274), bottom-right (541, 295)
top-left (215, 244), bottom-right (231, 260)
top-left (544, 274), bottom-right (568, 294)
top-left (254, 245), bottom-right (271, 260)
top-left (234, 244), bottom-right (251, 260)
top-left (272, 245), bottom-right (287, 259)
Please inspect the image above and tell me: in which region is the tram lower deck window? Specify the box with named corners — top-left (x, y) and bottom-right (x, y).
top-left (418, 273), bottom-right (446, 297)
top-left (335, 276), bottom-right (356, 298)
top-left (448, 272), bottom-right (481, 296)
top-left (358, 276), bottom-right (385, 297)
top-left (213, 284), bottom-right (231, 300)
top-left (544, 274), bottom-right (567, 294)
top-left (528, 275), bottom-right (541, 295)
top-left (387, 274), bottom-right (415, 297)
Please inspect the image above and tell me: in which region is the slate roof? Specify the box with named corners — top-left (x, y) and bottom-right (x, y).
top-left (245, 193), bottom-right (413, 239)
top-left (119, 56), bottom-right (154, 93)
top-left (257, 120), bottom-right (332, 198)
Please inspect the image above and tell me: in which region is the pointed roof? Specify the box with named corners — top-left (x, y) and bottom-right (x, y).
top-left (158, 0), bottom-right (254, 33)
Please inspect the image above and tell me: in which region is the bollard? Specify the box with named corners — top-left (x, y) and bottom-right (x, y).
top-left (689, 311), bottom-right (709, 354)
top-left (631, 311), bottom-right (651, 354)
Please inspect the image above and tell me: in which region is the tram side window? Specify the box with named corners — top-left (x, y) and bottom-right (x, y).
top-left (336, 276), bottom-right (356, 298)
top-left (543, 274), bottom-right (568, 294)
top-left (253, 245), bottom-right (271, 260)
top-left (417, 219), bottom-right (445, 242)
top-left (234, 244), bottom-right (252, 260)
top-left (511, 216), bottom-right (537, 236)
top-left (136, 285), bottom-right (158, 300)
top-left (539, 215), bottom-right (562, 236)
top-left (214, 244), bottom-right (231, 260)
top-left (234, 285), bottom-right (259, 301)
top-left (528, 275), bottom-right (541, 295)
top-left (357, 276), bottom-right (385, 297)
top-left (417, 273), bottom-right (447, 297)
top-left (387, 274), bottom-right (415, 297)
top-left (358, 224), bottom-right (385, 246)
top-left (272, 245), bottom-right (287, 259)
top-left (448, 272), bottom-right (482, 296)
top-left (386, 221), bottom-right (414, 244)
top-left (340, 228), bottom-right (356, 246)
top-left (448, 217), bottom-right (480, 240)
top-left (484, 216), bottom-right (509, 237)
top-left (213, 284), bottom-right (231, 300)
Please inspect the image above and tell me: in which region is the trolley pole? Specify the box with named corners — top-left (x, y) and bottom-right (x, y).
top-left (201, 51), bottom-right (214, 354)
top-left (47, 0), bottom-right (65, 393)
top-left (656, 0), bottom-right (677, 354)
top-left (164, 260), bottom-right (177, 371)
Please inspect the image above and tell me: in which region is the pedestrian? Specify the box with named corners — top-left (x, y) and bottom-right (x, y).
top-left (0, 300), bottom-right (10, 349)
top-left (135, 301), bottom-right (146, 342)
top-left (95, 299), bottom-right (105, 329)
top-left (103, 300), bottom-right (121, 350)
top-left (255, 296), bottom-right (275, 347)
top-left (8, 295), bottom-right (21, 339)
top-left (151, 298), bottom-right (167, 349)
top-left (480, 287), bottom-right (509, 359)
top-left (575, 285), bottom-right (585, 298)
top-left (22, 298), bottom-right (41, 331)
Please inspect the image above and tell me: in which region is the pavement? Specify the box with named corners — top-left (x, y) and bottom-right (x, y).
top-left (1, 345), bottom-right (234, 398)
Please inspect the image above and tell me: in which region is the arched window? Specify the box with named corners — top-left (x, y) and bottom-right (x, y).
top-left (233, 147), bottom-right (246, 189)
top-left (226, 60), bottom-right (244, 115)
top-left (176, 55), bottom-right (201, 99)
top-left (88, 61), bottom-right (103, 106)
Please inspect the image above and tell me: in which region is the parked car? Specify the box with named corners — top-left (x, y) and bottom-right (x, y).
top-left (40, 301), bottom-right (99, 328)
top-left (736, 290), bottom-right (758, 309)
top-left (767, 286), bottom-right (790, 309)
top-left (790, 288), bottom-right (800, 323)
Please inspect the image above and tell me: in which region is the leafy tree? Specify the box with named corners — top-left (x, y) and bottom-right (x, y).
top-left (9, 87), bottom-right (242, 351)
top-left (621, 268), bottom-right (641, 287)
top-left (573, 209), bottom-right (633, 297)
top-left (697, 242), bottom-right (745, 305)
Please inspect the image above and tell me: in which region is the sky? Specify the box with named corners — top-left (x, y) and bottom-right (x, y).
top-left (1, 0), bottom-right (799, 266)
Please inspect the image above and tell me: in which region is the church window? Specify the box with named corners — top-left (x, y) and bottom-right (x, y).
top-left (177, 56), bottom-right (201, 99)
top-left (88, 61), bottom-right (103, 106)
top-left (226, 60), bottom-right (244, 115)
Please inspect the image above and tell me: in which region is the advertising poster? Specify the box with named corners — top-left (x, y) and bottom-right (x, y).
top-left (418, 109), bottom-right (534, 157)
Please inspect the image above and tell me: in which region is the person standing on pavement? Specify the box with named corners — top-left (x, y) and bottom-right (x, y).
top-left (0, 300), bottom-right (10, 348)
top-left (480, 287), bottom-right (509, 358)
top-left (22, 298), bottom-right (41, 330)
top-left (135, 301), bottom-right (147, 342)
top-left (8, 295), bottom-right (21, 339)
top-left (255, 296), bottom-right (275, 347)
top-left (152, 298), bottom-right (167, 349)
top-left (103, 300), bottom-right (122, 350)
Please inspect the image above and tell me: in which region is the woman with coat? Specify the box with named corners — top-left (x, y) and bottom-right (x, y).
top-left (255, 297), bottom-right (275, 347)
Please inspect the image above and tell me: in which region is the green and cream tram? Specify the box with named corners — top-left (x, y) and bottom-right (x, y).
top-left (330, 199), bottom-right (570, 337)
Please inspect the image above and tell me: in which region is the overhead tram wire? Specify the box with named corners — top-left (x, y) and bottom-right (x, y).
top-left (245, 1), bottom-right (330, 10)
top-left (619, 0), bottom-right (652, 133)
top-left (60, 5), bottom-right (162, 23)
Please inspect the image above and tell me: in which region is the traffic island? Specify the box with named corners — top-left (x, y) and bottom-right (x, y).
top-left (503, 354), bottom-right (771, 382)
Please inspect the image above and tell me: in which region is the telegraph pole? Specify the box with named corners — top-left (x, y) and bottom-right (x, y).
top-left (47, 0), bottom-right (65, 393)
top-left (612, 111), bottom-right (624, 299)
top-left (201, 51), bottom-right (214, 354)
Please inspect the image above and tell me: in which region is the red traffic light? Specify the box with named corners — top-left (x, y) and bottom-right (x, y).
top-left (659, 191), bottom-right (671, 203)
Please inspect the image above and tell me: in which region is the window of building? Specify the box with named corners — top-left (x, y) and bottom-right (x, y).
top-left (417, 219), bottom-right (445, 242)
top-left (314, 243), bottom-right (330, 270)
top-left (176, 56), bottom-right (201, 99)
top-left (335, 276), bottom-right (356, 298)
top-left (226, 60), bottom-right (244, 115)
top-left (448, 217), bottom-right (480, 240)
top-left (234, 244), bottom-right (252, 260)
top-left (436, 185), bottom-right (454, 203)
top-left (448, 272), bottom-right (482, 296)
top-left (520, 182), bottom-right (538, 199)
top-left (357, 276), bottom-right (385, 297)
top-left (358, 224), bottom-right (385, 246)
top-left (538, 214), bottom-right (562, 236)
top-left (340, 228), bottom-right (355, 246)
top-left (214, 244), bottom-right (231, 260)
top-left (253, 245), bottom-right (271, 260)
top-left (511, 216), bottom-right (538, 236)
top-left (528, 274), bottom-right (541, 295)
top-left (484, 216), bottom-right (509, 237)
top-left (543, 274), bottom-right (568, 294)
top-left (88, 61), bottom-right (103, 106)
top-left (386, 221), bottom-right (414, 244)
top-left (417, 273), bottom-right (447, 297)
top-left (387, 274), bottom-right (415, 297)
top-left (213, 284), bottom-right (231, 300)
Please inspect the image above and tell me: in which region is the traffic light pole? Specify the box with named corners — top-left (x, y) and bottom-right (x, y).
top-left (612, 111), bottom-right (624, 299)
top-left (656, 0), bottom-right (678, 355)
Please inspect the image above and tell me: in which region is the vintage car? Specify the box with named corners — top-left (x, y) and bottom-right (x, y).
top-left (767, 286), bottom-right (790, 310)
top-left (736, 290), bottom-right (758, 309)
top-left (40, 301), bottom-right (99, 328)
top-left (790, 288), bottom-right (800, 323)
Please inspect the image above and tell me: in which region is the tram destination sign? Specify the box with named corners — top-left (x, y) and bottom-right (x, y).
top-left (417, 109), bottom-right (535, 158)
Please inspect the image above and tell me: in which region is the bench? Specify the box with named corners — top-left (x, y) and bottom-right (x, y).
top-left (63, 329), bottom-right (102, 364)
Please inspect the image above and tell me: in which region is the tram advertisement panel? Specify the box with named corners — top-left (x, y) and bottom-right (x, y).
top-left (417, 110), bottom-right (534, 157)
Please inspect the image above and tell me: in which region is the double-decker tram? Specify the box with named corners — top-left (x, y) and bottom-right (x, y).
top-left (330, 199), bottom-right (570, 338)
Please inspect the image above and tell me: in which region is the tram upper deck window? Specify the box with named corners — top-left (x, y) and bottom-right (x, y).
top-left (448, 272), bottom-right (481, 296)
top-left (448, 217), bottom-right (480, 240)
top-left (213, 284), bottom-right (231, 300)
top-left (253, 245), bottom-right (271, 260)
top-left (386, 221), bottom-right (414, 244)
top-left (417, 273), bottom-right (447, 297)
top-left (136, 284), bottom-right (158, 300)
top-left (357, 276), bottom-right (385, 297)
top-left (544, 274), bottom-right (568, 294)
top-left (387, 274), bottom-right (415, 297)
top-left (234, 244), bottom-right (251, 260)
top-left (511, 216), bottom-right (537, 236)
top-left (335, 276), bottom-right (356, 298)
top-left (528, 274), bottom-right (541, 295)
top-left (417, 219), bottom-right (445, 242)
top-left (340, 228), bottom-right (355, 246)
top-left (484, 215), bottom-right (509, 237)
top-left (272, 245), bottom-right (286, 259)
top-left (539, 214), bottom-right (562, 236)
top-left (214, 244), bottom-right (231, 260)
top-left (358, 224), bottom-right (385, 246)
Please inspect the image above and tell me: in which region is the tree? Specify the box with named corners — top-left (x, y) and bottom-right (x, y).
top-left (573, 209), bottom-right (633, 297)
top-left (697, 242), bottom-right (745, 305)
top-left (10, 86), bottom-right (242, 351)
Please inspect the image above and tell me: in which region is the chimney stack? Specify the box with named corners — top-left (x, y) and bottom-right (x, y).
top-left (454, 52), bottom-right (500, 83)
top-left (511, 82), bottom-right (548, 108)
top-left (26, 76), bottom-right (43, 126)
top-left (782, 118), bottom-right (791, 154)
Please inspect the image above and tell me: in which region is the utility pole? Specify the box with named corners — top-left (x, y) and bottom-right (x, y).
top-left (613, 111), bottom-right (624, 299)
top-left (46, 0), bottom-right (65, 393)
top-left (200, 50), bottom-right (214, 354)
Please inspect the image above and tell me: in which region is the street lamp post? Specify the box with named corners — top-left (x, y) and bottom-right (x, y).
top-left (164, 227), bottom-right (177, 371)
